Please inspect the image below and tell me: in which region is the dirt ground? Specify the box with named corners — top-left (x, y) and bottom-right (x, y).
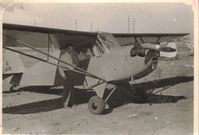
top-left (2, 43), bottom-right (194, 134)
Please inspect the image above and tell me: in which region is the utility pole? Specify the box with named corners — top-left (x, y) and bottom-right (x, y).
top-left (128, 15), bottom-right (130, 33)
top-left (132, 18), bottom-right (135, 33)
top-left (75, 19), bottom-right (77, 31)
top-left (34, 18), bottom-right (36, 26)
top-left (128, 15), bottom-right (136, 33)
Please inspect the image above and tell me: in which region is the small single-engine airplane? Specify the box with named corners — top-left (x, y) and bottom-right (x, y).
top-left (3, 23), bottom-right (188, 114)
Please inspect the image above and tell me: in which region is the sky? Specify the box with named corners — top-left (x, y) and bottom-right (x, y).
top-left (2, 2), bottom-right (194, 34)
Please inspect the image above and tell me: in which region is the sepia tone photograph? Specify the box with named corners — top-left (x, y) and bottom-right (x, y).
top-left (1, 1), bottom-right (196, 134)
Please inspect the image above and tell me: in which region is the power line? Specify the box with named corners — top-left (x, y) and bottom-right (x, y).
top-left (128, 15), bottom-right (136, 33)
top-left (90, 22), bottom-right (93, 32)
top-left (133, 18), bottom-right (135, 33)
top-left (75, 19), bottom-right (77, 31)
top-left (128, 15), bottom-right (130, 33)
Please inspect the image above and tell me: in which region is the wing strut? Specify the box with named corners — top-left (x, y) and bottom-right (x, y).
top-left (3, 34), bottom-right (106, 82)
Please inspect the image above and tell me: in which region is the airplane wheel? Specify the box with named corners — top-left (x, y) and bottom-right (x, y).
top-left (88, 96), bottom-right (105, 115)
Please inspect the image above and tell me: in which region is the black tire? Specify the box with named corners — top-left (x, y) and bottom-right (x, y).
top-left (88, 96), bottom-right (105, 115)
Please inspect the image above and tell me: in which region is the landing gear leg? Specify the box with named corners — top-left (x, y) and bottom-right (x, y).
top-left (88, 83), bottom-right (118, 115)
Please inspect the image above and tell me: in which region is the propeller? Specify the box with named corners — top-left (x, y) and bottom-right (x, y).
top-left (130, 42), bottom-right (177, 57)
top-left (140, 43), bottom-right (176, 52)
top-left (159, 46), bottom-right (176, 52)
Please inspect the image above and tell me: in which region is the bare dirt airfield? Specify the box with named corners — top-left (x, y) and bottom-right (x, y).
top-left (2, 40), bottom-right (193, 135)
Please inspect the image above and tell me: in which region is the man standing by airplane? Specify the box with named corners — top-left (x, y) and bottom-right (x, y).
top-left (58, 45), bottom-right (79, 108)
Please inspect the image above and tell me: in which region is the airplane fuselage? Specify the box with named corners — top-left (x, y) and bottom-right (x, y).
top-left (84, 45), bottom-right (159, 86)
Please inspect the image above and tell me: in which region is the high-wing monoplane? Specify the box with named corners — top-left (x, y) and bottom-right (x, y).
top-left (3, 23), bottom-right (188, 114)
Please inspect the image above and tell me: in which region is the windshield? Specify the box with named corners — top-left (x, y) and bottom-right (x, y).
top-left (97, 33), bottom-right (120, 48)
top-left (92, 33), bottom-right (120, 56)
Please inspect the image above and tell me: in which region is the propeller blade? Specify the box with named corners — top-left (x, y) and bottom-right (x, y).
top-left (141, 43), bottom-right (160, 51)
top-left (160, 46), bottom-right (176, 52)
top-left (140, 43), bottom-right (176, 52)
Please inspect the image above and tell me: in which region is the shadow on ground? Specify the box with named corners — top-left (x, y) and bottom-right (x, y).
top-left (3, 76), bottom-right (193, 114)
top-left (3, 89), bottom-right (96, 114)
top-left (107, 76), bottom-right (193, 109)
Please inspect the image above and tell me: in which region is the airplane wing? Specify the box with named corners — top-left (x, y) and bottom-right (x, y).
top-left (113, 33), bottom-right (189, 46)
top-left (3, 23), bottom-right (189, 48)
top-left (3, 23), bottom-right (107, 86)
top-left (3, 23), bottom-right (98, 49)
top-left (113, 33), bottom-right (189, 37)
top-left (3, 23), bottom-right (189, 78)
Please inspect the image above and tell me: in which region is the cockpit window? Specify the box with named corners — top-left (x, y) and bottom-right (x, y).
top-left (92, 44), bottom-right (101, 56)
top-left (91, 33), bottom-right (120, 57)
top-left (97, 33), bottom-right (120, 48)
top-left (98, 33), bottom-right (107, 41)
top-left (92, 33), bottom-right (120, 56)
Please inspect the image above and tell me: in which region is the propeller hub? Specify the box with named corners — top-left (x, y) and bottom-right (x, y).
top-left (155, 44), bottom-right (161, 50)
top-left (130, 46), bottom-right (145, 57)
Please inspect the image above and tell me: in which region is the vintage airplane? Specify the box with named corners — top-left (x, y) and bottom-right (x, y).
top-left (3, 23), bottom-right (188, 114)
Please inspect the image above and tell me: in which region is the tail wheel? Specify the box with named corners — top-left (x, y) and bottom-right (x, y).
top-left (88, 96), bottom-right (105, 115)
